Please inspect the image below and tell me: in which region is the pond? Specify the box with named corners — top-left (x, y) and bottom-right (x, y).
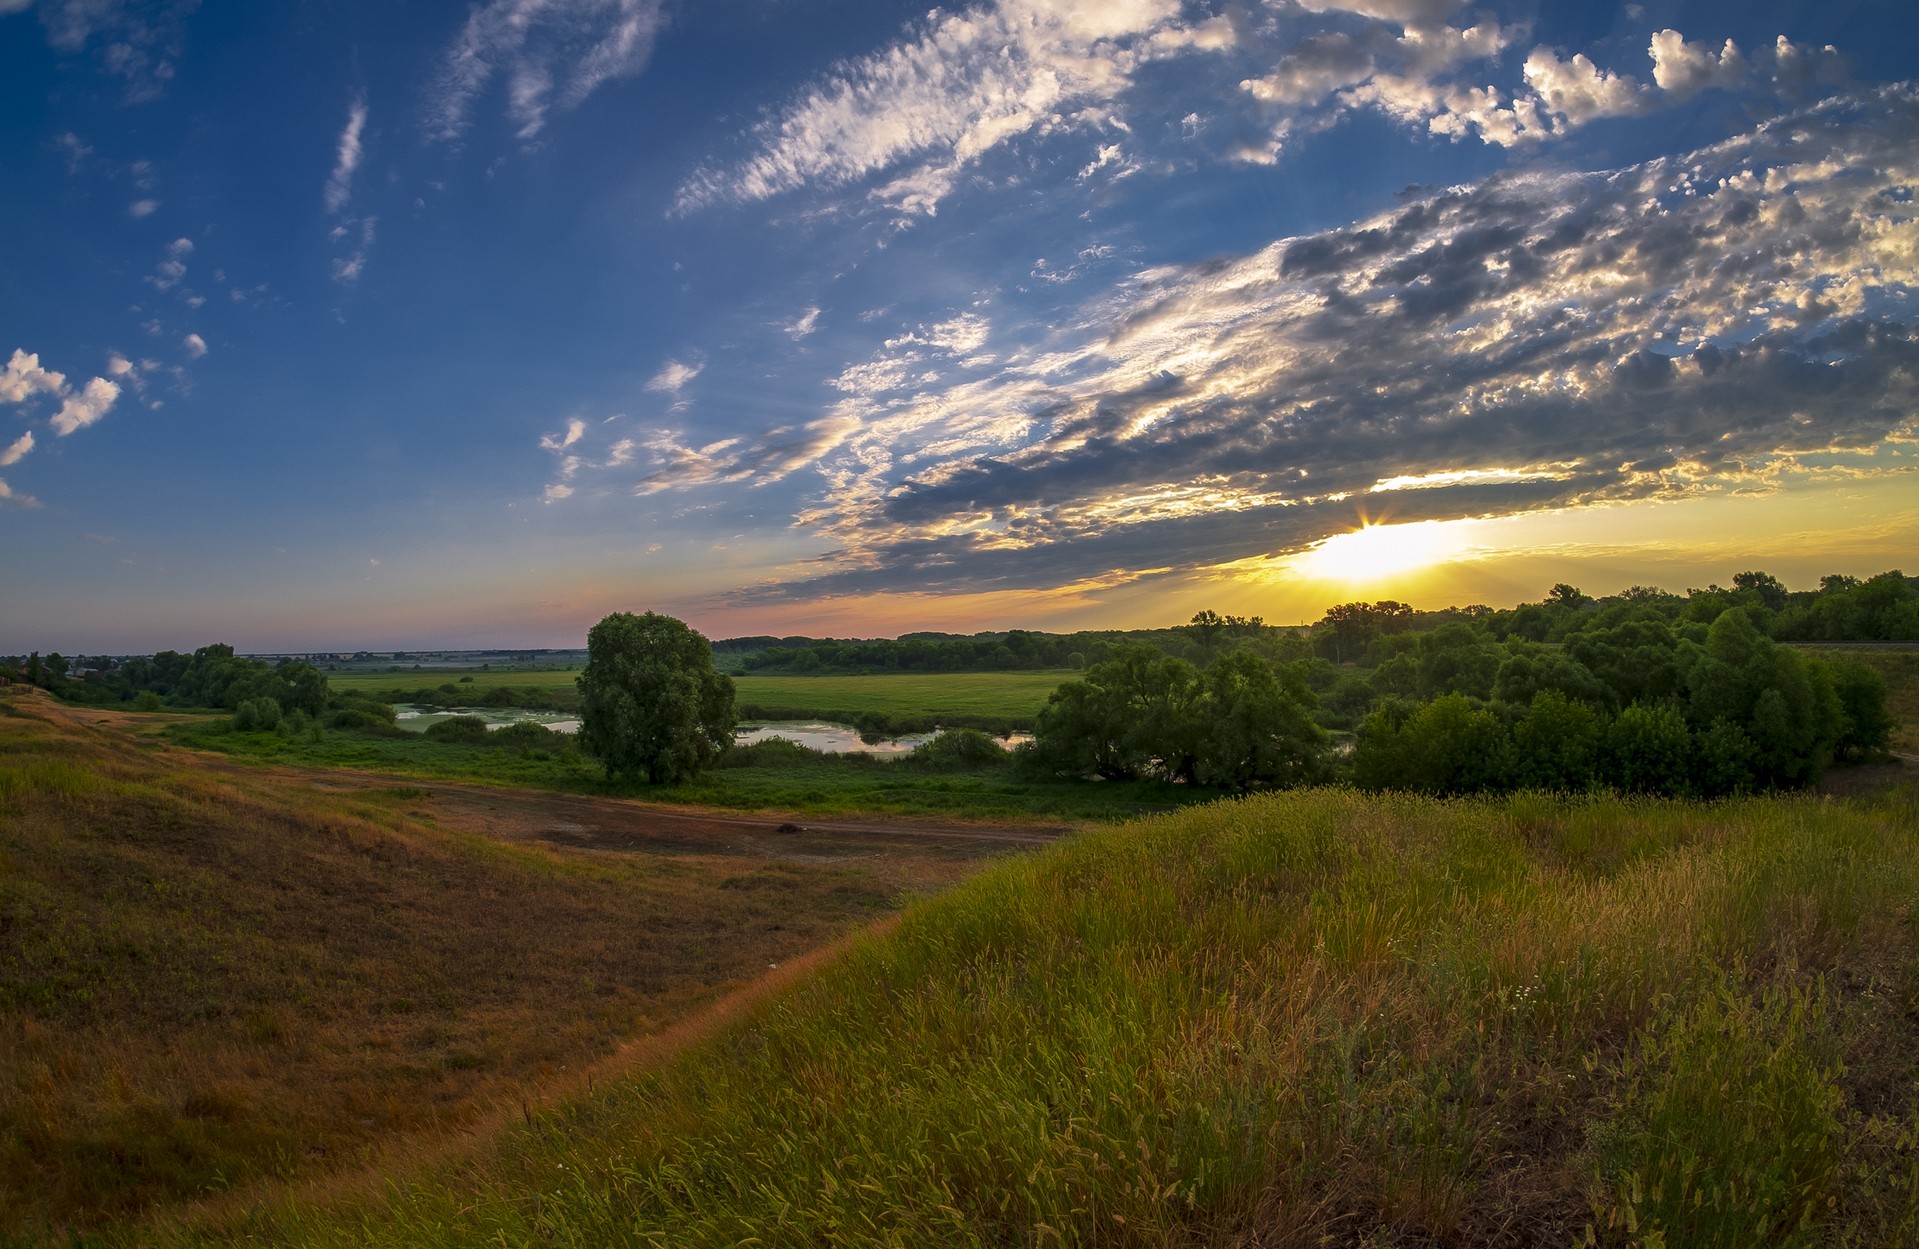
top-left (736, 721), bottom-right (1033, 755)
top-left (391, 706), bottom-right (1031, 757)
top-left (393, 705), bottom-right (583, 734)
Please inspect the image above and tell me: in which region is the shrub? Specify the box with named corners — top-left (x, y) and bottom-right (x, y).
top-left (424, 716), bottom-right (491, 744)
top-left (909, 728), bottom-right (1011, 769)
top-left (232, 697), bottom-right (281, 732)
top-left (489, 721), bottom-right (559, 748)
top-left (1601, 704), bottom-right (1692, 795)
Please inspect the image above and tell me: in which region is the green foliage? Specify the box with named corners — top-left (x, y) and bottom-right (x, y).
top-left (907, 728), bottom-right (1010, 769)
top-left (1591, 978), bottom-right (1843, 1248)
top-left (231, 696), bottom-right (281, 732)
top-left (1829, 659), bottom-right (1895, 761)
top-left (423, 715), bottom-right (491, 744)
top-left (1601, 704), bottom-right (1693, 795)
top-left (1029, 646), bottom-right (1325, 789)
top-left (1353, 693), bottom-right (1510, 794)
top-left (1510, 690), bottom-right (1601, 791)
top-left (578, 612), bottom-right (736, 785)
top-left (1193, 649), bottom-right (1329, 790)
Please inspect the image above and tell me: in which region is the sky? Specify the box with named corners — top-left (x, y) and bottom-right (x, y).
top-left (1, 0), bottom-right (1916, 652)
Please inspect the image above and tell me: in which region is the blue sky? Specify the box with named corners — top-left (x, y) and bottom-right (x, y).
top-left (2, 0), bottom-right (1916, 651)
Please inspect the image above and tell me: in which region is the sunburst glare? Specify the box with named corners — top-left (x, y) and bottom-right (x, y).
top-left (1289, 519), bottom-right (1481, 586)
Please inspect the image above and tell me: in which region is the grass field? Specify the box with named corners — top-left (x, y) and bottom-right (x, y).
top-left (162, 719), bottom-right (1204, 822)
top-left (323, 669), bottom-right (1072, 725)
top-left (324, 669), bottom-right (584, 693)
top-left (0, 690), bottom-right (1023, 1243)
top-left (167, 779), bottom-right (1919, 1247)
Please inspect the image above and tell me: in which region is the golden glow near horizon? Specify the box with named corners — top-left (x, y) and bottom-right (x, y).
top-left (1287, 519), bottom-right (1482, 587)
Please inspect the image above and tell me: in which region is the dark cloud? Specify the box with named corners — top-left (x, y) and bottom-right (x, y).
top-left (736, 87), bottom-right (1919, 601)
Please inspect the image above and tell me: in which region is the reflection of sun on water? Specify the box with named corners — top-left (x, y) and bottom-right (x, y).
top-left (1290, 520), bottom-right (1477, 585)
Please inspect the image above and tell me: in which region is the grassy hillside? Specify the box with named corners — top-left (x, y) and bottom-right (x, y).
top-left (198, 779), bottom-right (1919, 1247)
top-left (0, 692), bottom-right (921, 1241)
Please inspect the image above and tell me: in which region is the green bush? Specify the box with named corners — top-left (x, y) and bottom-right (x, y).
top-left (909, 728), bottom-right (1011, 769)
top-left (232, 697), bottom-right (281, 732)
top-left (424, 716), bottom-right (491, 744)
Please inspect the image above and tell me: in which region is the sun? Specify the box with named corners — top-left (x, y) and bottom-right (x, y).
top-left (1290, 519), bottom-right (1476, 586)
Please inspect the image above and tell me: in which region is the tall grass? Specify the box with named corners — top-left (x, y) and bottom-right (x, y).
top-left (206, 783), bottom-right (1919, 1247)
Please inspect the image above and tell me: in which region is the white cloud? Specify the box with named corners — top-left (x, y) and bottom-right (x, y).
top-left (543, 483), bottom-right (574, 502)
top-left (646, 357), bottom-right (702, 394)
top-left (1650, 30), bottom-right (1746, 99)
top-left (431, 0), bottom-right (667, 143)
top-left (330, 215), bottom-right (376, 284)
top-left (325, 93), bottom-right (368, 214)
top-left (1523, 47), bottom-right (1650, 122)
top-left (0, 1), bottom-right (34, 17)
top-left (785, 306), bottom-right (822, 340)
top-left (129, 198), bottom-right (158, 217)
top-left (0, 431), bottom-right (33, 467)
top-left (50, 376), bottom-right (120, 436)
top-left (0, 477), bottom-right (38, 509)
top-left (541, 417), bottom-right (586, 450)
top-left (0, 349), bottom-right (66, 404)
top-left (182, 332), bottom-right (206, 359)
top-left (675, 0), bottom-right (1197, 216)
top-left (36, 0), bottom-right (199, 103)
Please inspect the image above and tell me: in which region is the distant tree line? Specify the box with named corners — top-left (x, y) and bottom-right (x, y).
top-left (1023, 575), bottom-right (1903, 798)
top-left (713, 570), bottom-right (1917, 675)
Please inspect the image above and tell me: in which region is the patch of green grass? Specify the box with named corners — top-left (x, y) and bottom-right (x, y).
top-left (734, 672), bottom-right (1071, 722)
top-left (326, 669), bottom-right (1071, 724)
top-left (166, 721), bottom-right (1192, 822)
top-left (181, 784), bottom-right (1919, 1248)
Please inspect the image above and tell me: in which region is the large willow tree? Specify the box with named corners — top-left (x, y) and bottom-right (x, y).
top-left (577, 611), bottom-right (735, 784)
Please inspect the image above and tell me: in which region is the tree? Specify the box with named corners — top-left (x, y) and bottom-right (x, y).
top-left (577, 612), bottom-right (736, 784)
top-left (1193, 650), bottom-right (1328, 790)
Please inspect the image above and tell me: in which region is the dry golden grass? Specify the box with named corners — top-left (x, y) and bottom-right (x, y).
top-left (0, 689), bottom-right (1013, 1242)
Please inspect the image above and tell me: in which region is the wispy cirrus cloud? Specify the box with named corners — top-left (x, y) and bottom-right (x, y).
top-left (32, 0), bottom-right (201, 103)
top-left (324, 93), bottom-right (376, 284)
top-left (671, 88), bottom-right (1919, 603)
top-left (675, 0), bottom-right (1211, 217)
top-left (678, 0), bottom-right (1853, 220)
top-left (430, 0), bottom-right (666, 143)
top-left (325, 92), bottom-right (368, 215)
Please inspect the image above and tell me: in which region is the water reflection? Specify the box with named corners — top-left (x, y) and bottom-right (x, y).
top-left (391, 708), bottom-right (1031, 757)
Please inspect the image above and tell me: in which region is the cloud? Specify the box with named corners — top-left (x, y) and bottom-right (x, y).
top-left (686, 89), bottom-right (1919, 602)
top-left (645, 357), bottom-right (703, 396)
top-left (0, 349), bottom-right (66, 404)
top-left (128, 197), bottom-right (158, 218)
top-left (785, 306), bottom-right (822, 340)
top-left (50, 376), bottom-right (121, 435)
top-left (632, 415), bottom-right (862, 495)
top-left (0, 431), bottom-right (32, 467)
top-left (541, 417), bottom-right (586, 451)
top-left (35, 0), bottom-right (201, 103)
top-left (0, 477), bottom-right (38, 509)
top-left (675, 0), bottom-right (1201, 216)
top-left (325, 93), bottom-right (368, 214)
top-left (430, 0), bottom-right (666, 143)
top-left (330, 215), bottom-right (376, 284)
top-left (0, 0), bottom-right (34, 15)
top-left (182, 332), bottom-right (206, 359)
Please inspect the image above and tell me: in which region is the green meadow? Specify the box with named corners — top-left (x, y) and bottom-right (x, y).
top-left (325, 669), bottom-right (1072, 725)
top-left (175, 783), bottom-right (1919, 1247)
